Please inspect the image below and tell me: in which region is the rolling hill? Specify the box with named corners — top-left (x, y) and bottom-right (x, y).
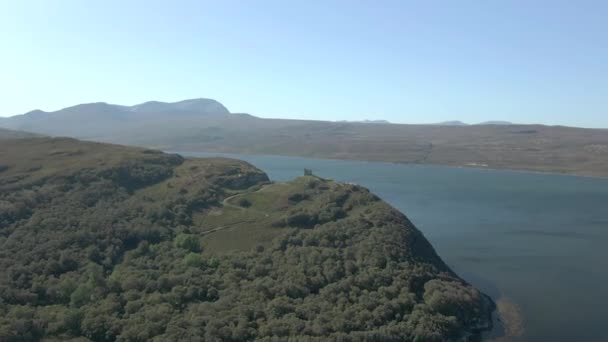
top-left (2, 98), bottom-right (608, 177)
top-left (0, 137), bottom-right (494, 341)
top-left (0, 127), bottom-right (39, 139)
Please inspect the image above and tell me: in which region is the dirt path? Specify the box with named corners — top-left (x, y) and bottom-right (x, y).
top-left (200, 184), bottom-right (273, 236)
top-left (221, 184), bottom-right (271, 216)
top-left (200, 219), bottom-right (254, 235)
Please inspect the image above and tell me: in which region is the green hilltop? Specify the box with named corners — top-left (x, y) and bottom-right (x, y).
top-left (0, 137), bottom-right (493, 341)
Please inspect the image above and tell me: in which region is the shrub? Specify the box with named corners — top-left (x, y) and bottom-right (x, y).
top-left (317, 206), bottom-right (346, 223)
top-left (238, 198), bottom-right (252, 208)
top-left (184, 253), bottom-right (205, 268)
top-left (288, 193), bottom-right (309, 203)
top-left (286, 212), bottom-right (317, 228)
top-left (174, 233), bottom-right (201, 252)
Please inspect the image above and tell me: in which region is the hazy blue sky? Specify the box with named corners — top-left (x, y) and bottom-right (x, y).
top-left (1, 1), bottom-right (606, 127)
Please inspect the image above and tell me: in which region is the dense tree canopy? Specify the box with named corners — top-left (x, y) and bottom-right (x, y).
top-left (0, 138), bottom-right (493, 341)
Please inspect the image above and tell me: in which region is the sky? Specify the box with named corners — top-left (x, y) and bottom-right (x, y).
top-left (0, 1), bottom-right (606, 127)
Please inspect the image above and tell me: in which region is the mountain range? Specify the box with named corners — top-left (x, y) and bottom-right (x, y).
top-left (2, 98), bottom-right (608, 177)
top-left (431, 120), bottom-right (513, 126)
top-left (0, 98), bottom-right (228, 138)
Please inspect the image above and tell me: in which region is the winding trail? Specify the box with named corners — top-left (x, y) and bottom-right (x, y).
top-left (221, 184), bottom-right (271, 216)
top-left (200, 184), bottom-right (272, 236)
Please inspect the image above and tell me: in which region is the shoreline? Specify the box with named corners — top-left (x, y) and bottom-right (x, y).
top-left (485, 296), bottom-right (525, 341)
top-left (170, 148), bottom-right (608, 180)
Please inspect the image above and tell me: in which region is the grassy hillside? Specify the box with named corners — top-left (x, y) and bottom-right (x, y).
top-left (0, 127), bottom-right (39, 139)
top-left (2, 98), bottom-right (608, 177)
top-left (0, 138), bottom-right (493, 341)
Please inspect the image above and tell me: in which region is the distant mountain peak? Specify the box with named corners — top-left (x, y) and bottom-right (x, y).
top-left (431, 120), bottom-right (469, 126)
top-left (476, 120), bottom-right (513, 126)
top-left (431, 120), bottom-right (515, 126)
top-left (0, 98), bottom-right (231, 137)
top-left (129, 98), bottom-right (229, 114)
top-left (11, 98), bottom-right (229, 118)
top-left (61, 102), bottom-right (125, 112)
top-left (23, 109), bottom-right (48, 116)
top-left (337, 119), bottom-right (391, 124)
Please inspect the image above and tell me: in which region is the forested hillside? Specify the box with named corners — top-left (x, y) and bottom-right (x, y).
top-left (0, 137), bottom-right (493, 341)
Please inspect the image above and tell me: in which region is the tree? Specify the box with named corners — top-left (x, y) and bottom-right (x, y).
top-left (174, 233), bottom-right (202, 252)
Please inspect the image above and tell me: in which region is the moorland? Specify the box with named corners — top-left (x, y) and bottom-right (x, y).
top-left (2, 98), bottom-right (608, 177)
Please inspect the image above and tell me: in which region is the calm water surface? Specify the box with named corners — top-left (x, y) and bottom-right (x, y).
top-left (181, 152), bottom-right (608, 341)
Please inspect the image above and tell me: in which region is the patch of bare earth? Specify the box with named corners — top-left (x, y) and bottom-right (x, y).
top-left (491, 297), bottom-right (525, 341)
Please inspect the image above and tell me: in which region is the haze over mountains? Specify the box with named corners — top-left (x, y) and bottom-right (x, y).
top-left (0, 98), bottom-right (229, 138)
top-left (432, 120), bottom-right (513, 126)
top-left (2, 98), bottom-right (608, 177)
top-left (0, 127), bottom-right (39, 139)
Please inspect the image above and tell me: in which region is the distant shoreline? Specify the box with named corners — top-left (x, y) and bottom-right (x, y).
top-left (3, 100), bottom-right (608, 179)
top-left (172, 148), bottom-right (608, 181)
